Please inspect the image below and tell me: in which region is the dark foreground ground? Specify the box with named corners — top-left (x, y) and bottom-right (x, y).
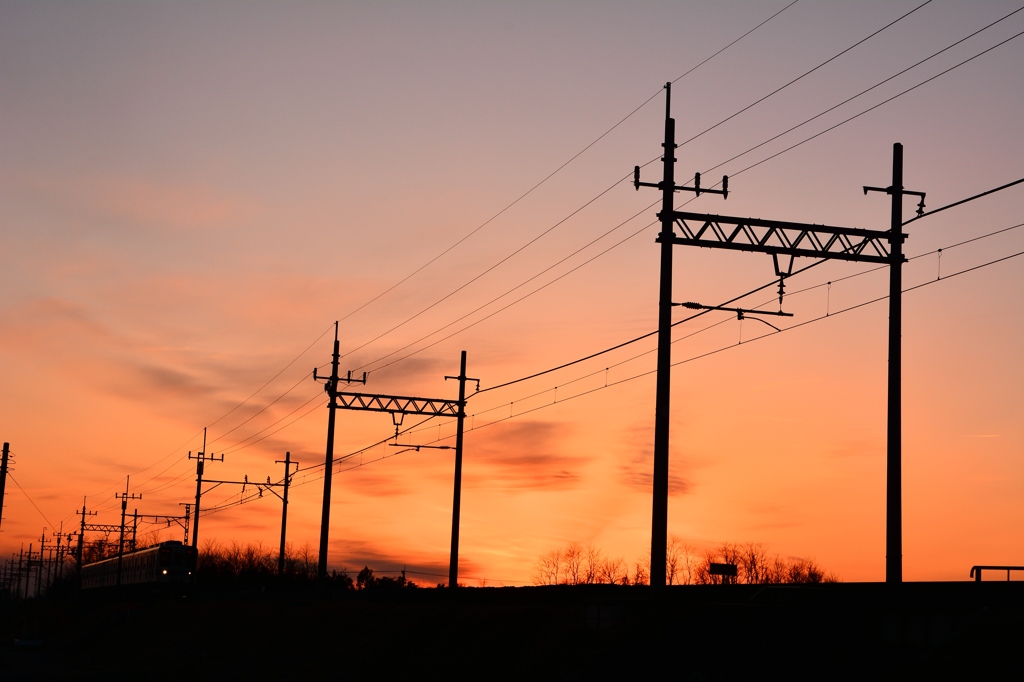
top-left (2, 581), bottom-right (1022, 680)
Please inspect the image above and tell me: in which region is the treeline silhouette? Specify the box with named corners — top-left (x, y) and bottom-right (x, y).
top-left (196, 540), bottom-right (418, 590)
top-left (534, 537), bottom-right (838, 585)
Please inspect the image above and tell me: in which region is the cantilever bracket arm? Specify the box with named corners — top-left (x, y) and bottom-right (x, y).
top-left (673, 302), bottom-right (793, 317)
top-left (864, 185), bottom-right (926, 217)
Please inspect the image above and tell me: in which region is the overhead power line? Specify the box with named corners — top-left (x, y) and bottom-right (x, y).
top-left (76, 7), bottom-right (1021, 509)
top-left (904, 177), bottom-right (1024, 226)
top-left (726, 27), bottom-right (1024, 180)
top-left (703, 5), bottom-right (1024, 175)
top-left (680, 0), bottom-right (934, 146)
top-left (671, 0), bottom-right (801, 85)
top-left (344, 14), bottom-right (1024, 383)
top-left (283, 215), bottom-right (1024, 492)
top-left (330, 1), bottom-right (797, 335)
top-left (7, 470), bottom-right (56, 530)
top-left (275, 238), bottom-right (1024, 500)
top-left (477, 169), bottom-right (1024, 398)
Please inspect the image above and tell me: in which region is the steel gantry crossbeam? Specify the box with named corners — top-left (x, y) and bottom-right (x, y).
top-left (314, 338), bottom-right (476, 589)
top-left (635, 82), bottom-right (921, 591)
top-left (668, 212), bottom-right (895, 265)
top-left (80, 524), bottom-right (125, 534)
top-left (334, 392), bottom-right (460, 418)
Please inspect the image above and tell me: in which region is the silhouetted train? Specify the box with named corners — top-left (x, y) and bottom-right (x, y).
top-left (81, 540), bottom-right (197, 588)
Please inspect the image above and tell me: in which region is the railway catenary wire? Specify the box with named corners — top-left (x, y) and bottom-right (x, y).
top-left (69, 6), bottom-right (797, 503)
top-left (338, 22), bottom-right (1024, 382)
top-left (269, 240), bottom-right (1024, 504)
top-left (332, 0), bottom-right (925, 367)
top-left (47, 230), bottom-right (1022, 541)
top-left (719, 27), bottom-right (1024, 182)
top-left (679, 0), bottom-right (934, 147)
top-left (276, 216), bottom-right (1024, 493)
top-left (327, 1), bottom-right (800, 354)
top-left (140, 8), bottom-right (1009, 457)
top-left (72, 9), bottom-right (1024, 509)
top-left (161, 207), bottom-right (1024, 505)
top-left (352, 242), bottom-right (1024, 456)
top-left (701, 5), bottom-right (1024, 177)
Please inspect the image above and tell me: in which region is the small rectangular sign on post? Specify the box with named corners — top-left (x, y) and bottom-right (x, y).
top-left (709, 563), bottom-right (738, 582)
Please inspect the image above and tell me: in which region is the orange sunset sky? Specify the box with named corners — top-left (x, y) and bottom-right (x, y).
top-left (2, 1), bottom-right (1023, 585)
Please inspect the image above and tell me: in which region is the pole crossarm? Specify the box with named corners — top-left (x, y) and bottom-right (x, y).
top-left (335, 392), bottom-right (461, 418)
top-left (667, 211), bottom-right (901, 264)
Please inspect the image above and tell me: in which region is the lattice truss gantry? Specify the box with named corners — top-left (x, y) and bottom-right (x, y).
top-left (668, 211), bottom-right (901, 267)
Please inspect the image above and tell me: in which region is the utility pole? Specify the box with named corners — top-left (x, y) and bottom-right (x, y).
top-left (115, 477), bottom-right (141, 587)
top-left (53, 524), bottom-right (68, 583)
top-left (0, 442), bottom-right (9, 532)
top-left (24, 540), bottom-right (31, 593)
top-left (444, 351), bottom-right (477, 589)
top-left (18, 544), bottom-right (24, 598)
top-left (189, 427), bottom-right (223, 550)
top-left (634, 83), bottom-right (728, 589)
top-left (178, 503), bottom-right (191, 544)
top-left (36, 530), bottom-right (46, 597)
top-left (864, 143), bottom-right (925, 587)
top-left (276, 451), bottom-right (298, 576)
top-left (313, 321), bottom-right (366, 582)
top-left (76, 498), bottom-right (95, 583)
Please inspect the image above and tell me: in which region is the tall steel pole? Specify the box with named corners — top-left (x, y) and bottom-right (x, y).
top-left (115, 476), bottom-right (140, 587)
top-left (277, 451), bottom-right (294, 577)
top-left (318, 323), bottom-right (341, 581)
top-left (866, 143), bottom-right (921, 586)
top-left (191, 430), bottom-right (205, 549)
top-left (886, 143), bottom-right (904, 586)
top-left (448, 351), bottom-right (469, 588)
top-left (650, 83), bottom-right (676, 590)
top-left (0, 443), bottom-right (9, 532)
top-left (76, 499), bottom-right (86, 583)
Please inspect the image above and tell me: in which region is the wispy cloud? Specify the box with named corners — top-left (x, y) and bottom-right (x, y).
top-left (616, 424), bottom-right (691, 495)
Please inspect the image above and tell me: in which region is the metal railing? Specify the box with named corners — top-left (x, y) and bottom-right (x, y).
top-left (970, 565), bottom-right (1024, 582)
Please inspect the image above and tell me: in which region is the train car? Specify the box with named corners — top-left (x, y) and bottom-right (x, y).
top-left (81, 540), bottom-right (197, 588)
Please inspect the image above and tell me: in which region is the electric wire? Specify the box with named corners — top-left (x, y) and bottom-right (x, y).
top-left (263, 210), bottom-right (1024, 492)
top-left (679, 0), bottom-right (934, 147)
top-left (724, 28), bottom-right (1024, 180)
top-left (7, 471), bottom-right (56, 531)
top-left (904, 177), bottom-right (1024, 226)
top-left (329, 0), bottom-right (796, 335)
top-left (433, 245), bottom-right (1024, 443)
top-left (275, 235), bottom-right (1024, 499)
top-left (355, 198), bottom-right (660, 375)
top-left (702, 5), bottom-right (1024, 176)
top-left (59, 9), bottom-right (1021, 528)
top-left (208, 372), bottom-right (315, 447)
top-left (340, 21), bottom-right (1024, 382)
top-left (410, 217), bottom-right (1024, 438)
top-left (671, 0), bottom-right (801, 86)
top-left (340, 172), bottom-right (633, 364)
